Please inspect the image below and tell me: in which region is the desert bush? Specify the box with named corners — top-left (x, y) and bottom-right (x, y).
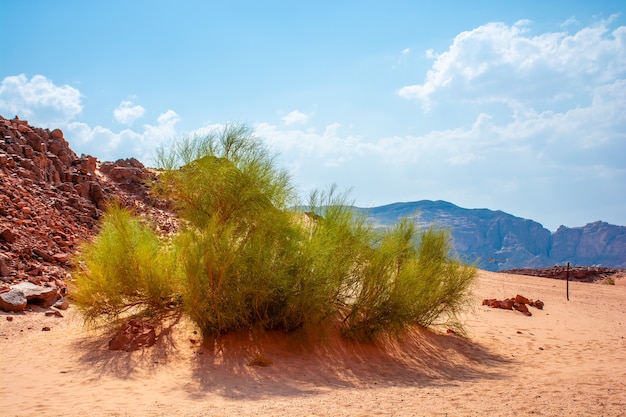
top-left (74, 123), bottom-right (476, 341)
top-left (339, 220), bottom-right (475, 340)
top-left (71, 204), bottom-right (180, 323)
top-left (154, 125), bottom-right (312, 335)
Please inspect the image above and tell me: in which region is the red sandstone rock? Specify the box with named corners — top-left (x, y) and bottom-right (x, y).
top-left (0, 114), bottom-right (178, 307)
top-left (0, 229), bottom-right (17, 243)
top-left (11, 282), bottom-right (60, 308)
top-left (50, 129), bottom-right (64, 139)
top-left (513, 302), bottom-right (532, 316)
top-left (482, 294), bottom-right (545, 316)
top-left (109, 319), bottom-right (157, 351)
top-left (0, 253), bottom-right (10, 276)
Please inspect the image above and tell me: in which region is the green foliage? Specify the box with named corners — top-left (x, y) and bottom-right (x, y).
top-left (71, 204), bottom-right (179, 323)
top-left (74, 123), bottom-right (476, 342)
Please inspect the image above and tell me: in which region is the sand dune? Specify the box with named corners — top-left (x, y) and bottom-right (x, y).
top-left (2, 270), bottom-right (625, 417)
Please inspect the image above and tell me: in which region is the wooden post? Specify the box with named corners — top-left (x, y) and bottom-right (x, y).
top-left (566, 262), bottom-right (570, 301)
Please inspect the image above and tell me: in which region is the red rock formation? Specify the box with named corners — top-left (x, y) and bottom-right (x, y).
top-left (0, 114), bottom-right (178, 312)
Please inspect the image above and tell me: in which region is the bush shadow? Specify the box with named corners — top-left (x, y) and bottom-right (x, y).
top-left (72, 312), bottom-right (184, 379)
top-left (184, 323), bottom-right (514, 401)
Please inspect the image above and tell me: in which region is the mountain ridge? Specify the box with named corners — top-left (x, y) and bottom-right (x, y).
top-left (351, 200), bottom-right (626, 271)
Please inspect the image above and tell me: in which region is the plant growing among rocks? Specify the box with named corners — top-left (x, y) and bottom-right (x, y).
top-left (73, 124), bottom-right (476, 341)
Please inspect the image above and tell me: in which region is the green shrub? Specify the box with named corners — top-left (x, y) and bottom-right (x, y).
top-left (74, 123), bottom-right (476, 342)
top-left (71, 203), bottom-right (180, 323)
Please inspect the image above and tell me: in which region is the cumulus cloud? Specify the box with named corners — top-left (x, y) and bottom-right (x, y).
top-left (281, 110), bottom-right (309, 125)
top-left (399, 17), bottom-right (626, 109)
top-left (113, 100), bottom-right (145, 125)
top-left (0, 74), bottom-right (83, 123)
top-left (67, 109), bottom-right (181, 162)
top-left (0, 74), bottom-right (181, 163)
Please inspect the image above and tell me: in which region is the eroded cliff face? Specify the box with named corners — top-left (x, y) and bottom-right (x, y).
top-left (360, 201), bottom-right (625, 271)
top-left (0, 115), bottom-right (177, 298)
top-left (550, 221), bottom-right (626, 268)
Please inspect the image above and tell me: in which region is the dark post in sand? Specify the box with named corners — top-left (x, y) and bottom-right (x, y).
top-left (566, 262), bottom-right (570, 301)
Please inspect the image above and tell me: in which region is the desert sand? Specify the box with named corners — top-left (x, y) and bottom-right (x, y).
top-left (1, 270), bottom-right (625, 417)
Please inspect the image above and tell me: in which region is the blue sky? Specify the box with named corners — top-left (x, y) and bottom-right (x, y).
top-left (1, 1), bottom-right (625, 231)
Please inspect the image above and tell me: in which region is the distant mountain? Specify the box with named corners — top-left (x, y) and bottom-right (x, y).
top-left (353, 201), bottom-right (626, 271)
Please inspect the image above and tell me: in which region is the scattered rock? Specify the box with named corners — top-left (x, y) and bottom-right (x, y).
top-left (45, 310), bottom-right (63, 318)
top-left (41, 326), bottom-right (51, 331)
top-left (0, 282), bottom-right (60, 312)
top-left (0, 254), bottom-right (10, 277)
top-left (6, 315), bottom-right (13, 321)
top-left (54, 297), bottom-right (70, 310)
top-left (12, 282), bottom-right (59, 308)
top-left (502, 266), bottom-right (624, 283)
top-left (108, 319), bottom-right (157, 352)
top-left (513, 302), bottom-right (532, 316)
top-left (482, 294), bottom-right (544, 316)
top-left (0, 289), bottom-right (27, 312)
top-left (0, 229), bottom-right (17, 244)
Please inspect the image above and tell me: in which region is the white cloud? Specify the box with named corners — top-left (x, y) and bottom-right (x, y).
top-left (281, 110), bottom-right (309, 125)
top-left (65, 109), bottom-right (180, 163)
top-left (0, 74), bottom-right (82, 123)
top-left (401, 48), bottom-right (411, 55)
top-left (561, 16), bottom-right (579, 28)
top-left (143, 110), bottom-right (180, 144)
top-left (399, 18), bottom-right (626, 109)
top-left (0, 74), bottom-right (180, 163)
top-left (251, 64), bottom-right (624, 214)
top-left (113, 100), bottom-right (145, 125)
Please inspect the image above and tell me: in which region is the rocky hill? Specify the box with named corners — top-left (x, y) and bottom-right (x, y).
top-left (355, 201), bottom-right (626, 271)
top-left (0, 115), bottom-right (176, 311)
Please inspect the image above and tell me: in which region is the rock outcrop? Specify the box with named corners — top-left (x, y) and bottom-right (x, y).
top-left (0, 115), bottom-right (178, 312)
top-left (550, 222), bottom-right (626, 268)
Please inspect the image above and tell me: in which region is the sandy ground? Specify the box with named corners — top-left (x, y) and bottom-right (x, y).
top-left (1, 270), bottom-right (625, 417)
